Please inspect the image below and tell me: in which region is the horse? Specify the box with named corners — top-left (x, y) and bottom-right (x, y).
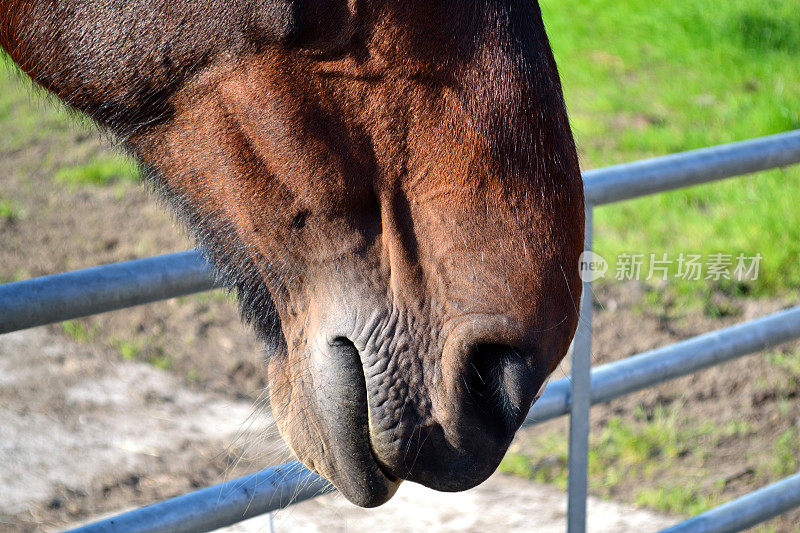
top-left (0, 0), bottom-right (584, 507)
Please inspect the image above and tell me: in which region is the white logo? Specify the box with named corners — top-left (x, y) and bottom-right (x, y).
top-left (579, 251), bottom-right (608, 282)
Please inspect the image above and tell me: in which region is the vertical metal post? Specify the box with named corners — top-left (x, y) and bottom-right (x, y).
top-left (567, 205), bottom-right (594, 533)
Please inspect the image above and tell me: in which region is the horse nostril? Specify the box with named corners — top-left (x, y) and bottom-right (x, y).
top-left (468, 344), bottom-right (536, 434)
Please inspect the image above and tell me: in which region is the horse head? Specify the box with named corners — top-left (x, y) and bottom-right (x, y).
top-left (1, 0), bottom-right (584, 506)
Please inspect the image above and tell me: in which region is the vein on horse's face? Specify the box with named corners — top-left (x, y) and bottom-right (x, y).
top-left (2, 0), bottom-right (584, 508)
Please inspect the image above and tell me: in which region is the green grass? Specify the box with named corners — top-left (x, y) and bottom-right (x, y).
top-left (61, 320), bottom-right (98, 342)
top-left (0, 197), bottom-right (25, 221)
top-left (764, 427), bottom-right (800, 478)
top-left (768, 350), bottom-right (800, 375)
top-left (111, 338), bottom-right (142, 361)
top-left (635, 485), bottom-right (721, 516)
top-left (540, 0), bottom-right (800, 299)
top-left (55, 157), bottom-right (139, 187)
top-left (0, 54), bottom-right (139, 188)
top-left (0, 54), bottom-right (77, 149)
top-left (186, 367), bottom-right (200, 382)
top-left (147, 350), bottom-right (173, 370)
top-left (65, 323), bottom-right (177, 371)
top-left (500, 431), bottom-right (570, 490)
top-left (502, 402), bottom-right (799, 518)
top-left (110, 337), bottom-right (173, 370)
top-left (500, 405), bottom-right (757, 515)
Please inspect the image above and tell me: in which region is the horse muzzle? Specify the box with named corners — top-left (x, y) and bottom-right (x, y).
top-left (292, 313), bottom-right (548, 506)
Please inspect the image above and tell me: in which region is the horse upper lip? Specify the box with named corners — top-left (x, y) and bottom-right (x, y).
top-left (305, 336), bottom-right (401, 506)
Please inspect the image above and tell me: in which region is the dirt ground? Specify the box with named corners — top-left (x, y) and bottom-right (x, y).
top-left (2, 127), bottom-right (799, 531)
top-left (0, 326), bottom-right (673, 533)
top-left (0, 328), bottom-right (281, 531)
top-left (223, 471), bottom-right (674, 532)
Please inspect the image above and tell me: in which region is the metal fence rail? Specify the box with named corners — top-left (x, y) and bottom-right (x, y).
top-left (67, 462), bottom-right (332, 533)
top-left (662, 472), bottom-right (800, 533)
top-left (3, 129), bottom-right (800, 532)
top-left (583, 129), bottom-right (800, 205)
top-left (0, 251), bottom-right (216, 334)
top-left (523, 306), bottom-right (800, 426)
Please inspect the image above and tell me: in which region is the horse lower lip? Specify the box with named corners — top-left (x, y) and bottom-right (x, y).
top-left (378, 465), bottom-right (400, 483)
top-left (333, 434), bottom-right (401, 506)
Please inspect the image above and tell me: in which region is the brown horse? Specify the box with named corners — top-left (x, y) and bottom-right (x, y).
top-left (1, 0), bottom-right (584, 507)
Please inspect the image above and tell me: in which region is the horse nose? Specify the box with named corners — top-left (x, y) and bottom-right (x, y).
top-left (389, 321), bottom-right (548, 491)
top-left (465, 343), bottom-right (540, 436)
top-left (442, 317), bottom-right (546, 434)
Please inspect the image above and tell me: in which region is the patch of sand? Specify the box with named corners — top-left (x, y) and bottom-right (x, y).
top-left (225, 472), bottom-right (677, 532)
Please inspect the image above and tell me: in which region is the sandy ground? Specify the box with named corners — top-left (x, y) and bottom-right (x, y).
top-left (0, 328), bottom-right (277, 531)
top-left (1, 330), bottom-right (675, 533)
top-left (226, 473), bottom-right (676, 533)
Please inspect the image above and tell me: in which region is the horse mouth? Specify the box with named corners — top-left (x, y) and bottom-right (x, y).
top-left (308, 337), bottom-right (401, 507)
top-left (335, 435), bottom-right (401, 507)
top-left (370, 447), bottom-right (401, 483)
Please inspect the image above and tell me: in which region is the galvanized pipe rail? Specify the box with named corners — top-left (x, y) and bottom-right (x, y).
top-left (3, 129), bottom-right (800, 532)
top-left (68, 462), bottom-right (332, 533)
top-left (662, 472), bottom-right (800, 533)
top-left (583, 129), bottom-right (800, 205)
top-left (0, 251), bottom-right (216, 334)
top-left (523, 305), bottom-right (800, 426)
top-left (566, 206), bottom-right (593, 532)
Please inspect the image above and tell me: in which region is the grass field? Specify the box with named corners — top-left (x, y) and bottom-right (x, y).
top-left (510, 1), bottom-right (800, 524)
top-left (541, 0), bottom-right (800, 301)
